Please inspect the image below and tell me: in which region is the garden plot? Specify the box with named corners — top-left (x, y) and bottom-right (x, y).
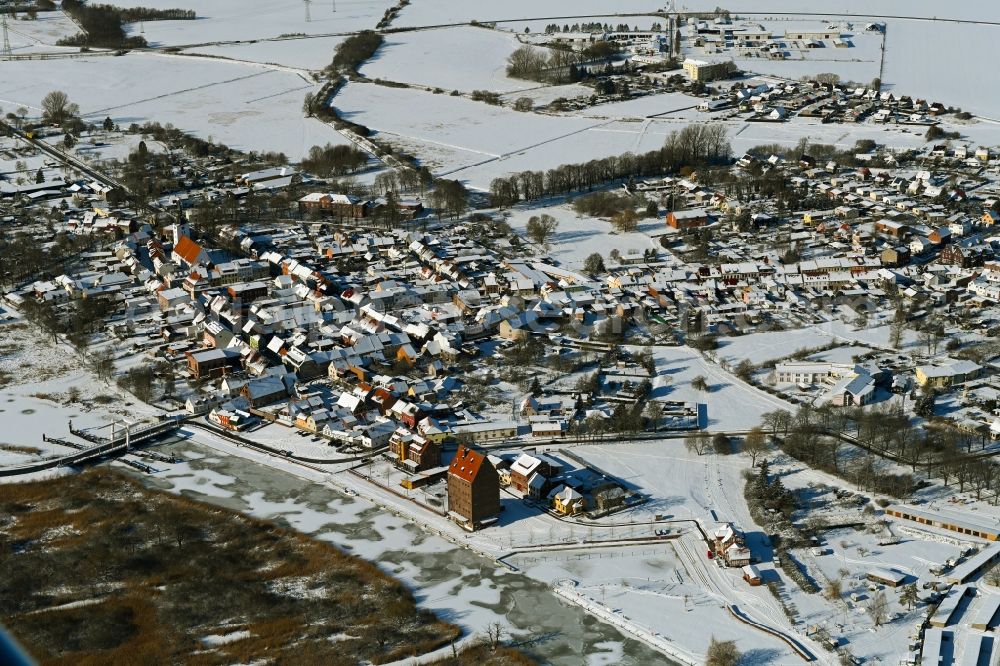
top-left (109, 0), bottom-right (394, 46)
top-left (726, 116), bottom-right (929, 156)
top-left (360, 26), bottom-right (529, 92)
top-left (567, 440), bottom-right (952, 662)
top-left (776, 524), bottom-right (959, 661)
top-left (1, 53), bottom-right (347, 159)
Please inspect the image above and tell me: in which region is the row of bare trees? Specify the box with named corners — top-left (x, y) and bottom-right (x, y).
top-left (489, 124), bottom-right (731, 208)
top-left (758, 404), bottom-right (1000, 501)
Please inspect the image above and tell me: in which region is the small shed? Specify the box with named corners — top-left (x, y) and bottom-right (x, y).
top-left (867, 568), bottom-right (906, 588)
top-left (742, 564), bottom-right (762, 586)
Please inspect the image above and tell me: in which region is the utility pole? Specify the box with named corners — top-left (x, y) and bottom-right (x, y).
top-left (1, 13), bottom-right (12, 59)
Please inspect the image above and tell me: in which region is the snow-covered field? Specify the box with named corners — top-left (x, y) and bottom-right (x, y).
top-left (109, 0), bottom-right (395, 46)
top-left (0, 319), bottom-right (163, 468)
top-left (717, 329), bottom-right (836, 367)
top-left (2, 12), bottom-right (79, 51)
top-left (394, 1), bottom-right (664, 27)
top-left (188, 36), bottom-right (345, 71)
top-left (715, 323), bottom-right (925, 369)
top-left (1, 53), bottom-right (347, 159)
top-left (734, 56), bottom-right (879, 87)
top-left (880, 20), bottom-right (1000, 119)
top-left (332, 81), bottom-right (612, 178)
top-left (395, 0), bottom-right (1000, 26)
top-left (806, 345), bottom-right (874, 365)
top-left (360, 26), bottom-right (529, 92)
top-left (646, 344), bottom-right (796, 430)
top-left (577, 92), bottom-right (701, 120)
top-left (505, 202), bottom-right (660, 270)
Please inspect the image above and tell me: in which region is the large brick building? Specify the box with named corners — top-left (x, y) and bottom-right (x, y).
top-left (186, 348), bottom-right (241, 379)
top-left (447, 446), bottom-right (500, 530)
top-left (666, 208), bottom-right (709, 230)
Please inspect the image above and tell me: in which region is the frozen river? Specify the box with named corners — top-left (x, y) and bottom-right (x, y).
top-left (139, 436), bottom-right (676, 665)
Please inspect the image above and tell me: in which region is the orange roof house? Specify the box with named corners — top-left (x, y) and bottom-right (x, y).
top-left (172, 235), bottom-right (210, 267)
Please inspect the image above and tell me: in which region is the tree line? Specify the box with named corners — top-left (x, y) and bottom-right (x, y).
top-left (117, 6), bottom-right (195, 22)
top-left (301, 143), bottom-right (370, 177)
top-left (542, 22), bottom-right (663, 34)
top-left (326, 31), bottom-right (384, 76)
top-left (759, 404), bottom-right (1000, 502)
top-left (506, 43), bottom-right (619, 84)
top-left (489, 123), bottom-right (731, 208)
top-left (58, 0), bottom-right (149, 48)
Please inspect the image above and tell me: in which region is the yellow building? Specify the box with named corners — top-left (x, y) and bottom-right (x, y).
top-left (418, 421), bottom-right (449, 445)
top-left (915, 359), bottom-right (982, 388)
top-left (551, 485), bottom-right (586, 515)
top-left (682, 58), bottom-right (735, 82)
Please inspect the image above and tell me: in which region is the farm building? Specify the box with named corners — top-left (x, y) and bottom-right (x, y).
top-left (946, 544), bottom-right (1000, 585)
top-left (867, 568), bottom-right (906, 588)
top-left (742, 564), bottom-right (762, 586)
top-left (885, 505), bottom-right (1000, 541)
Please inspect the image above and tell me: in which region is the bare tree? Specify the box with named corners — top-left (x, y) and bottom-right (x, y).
top-left (825, 578), bottom-right (842, 601)
top-left (506, 45), bottom-right (548, 80)
top-left (41, 90), bottom-right (79, 126)
top-left (889, 319), bottom-right (905, 349)
top-left (526, 213), bottom-right (559, 247)
top-left (743, 427), bottom-right (767, 466)
top-left (870, 590), bottom-right (889, 626)
top-left (484, 622), bottom-right (504, 652)
top-left (705, 636), bottom-right (741, 666)
top-left (900, 583), bottom-right (918, 610)
top-left (513, 97), bottom-right (533, 112)
top-left (685, 433), bottom-right (709, 455)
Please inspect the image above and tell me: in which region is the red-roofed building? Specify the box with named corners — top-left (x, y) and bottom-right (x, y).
top-left (172, 235), bottom-right (210, 267)
top-left (447, 446), bottom-right (500, 530)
